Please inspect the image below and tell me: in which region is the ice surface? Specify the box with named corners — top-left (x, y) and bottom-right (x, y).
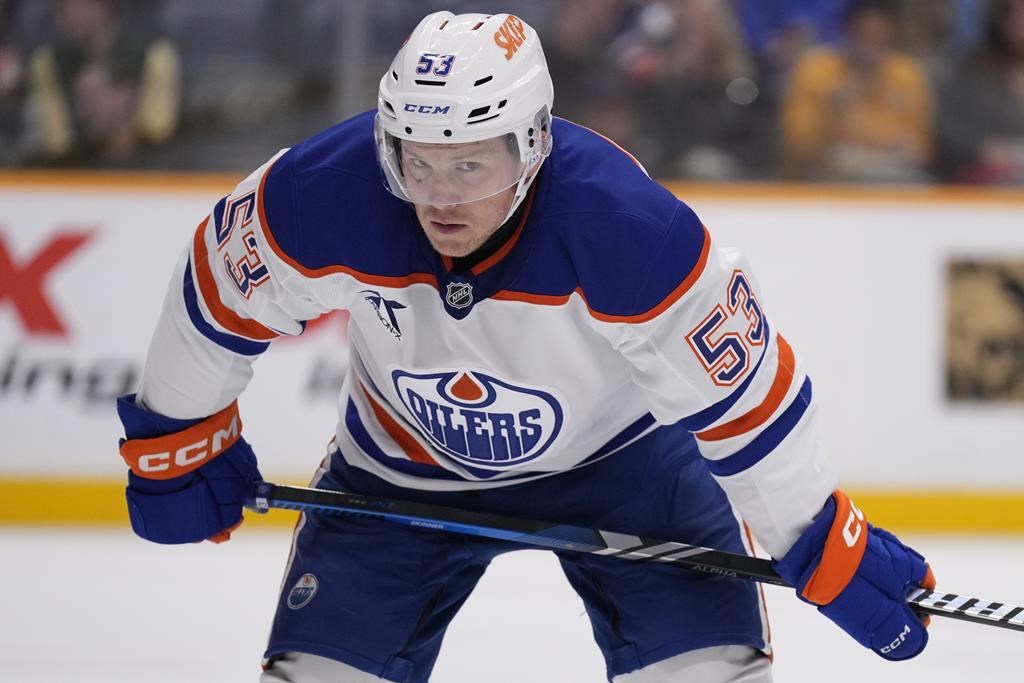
top-left (1, 529), bottom-right (1020, 682)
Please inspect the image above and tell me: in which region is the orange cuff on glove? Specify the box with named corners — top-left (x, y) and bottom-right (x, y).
top-left (801, 489), bottom-right (869, 605)
top-left (119, 401), bottom-right (243, 480)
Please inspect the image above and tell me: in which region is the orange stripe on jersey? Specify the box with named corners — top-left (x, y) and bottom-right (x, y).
top-left (801, 490), bottom-right (868, 606)
top-left (697, 335), bottom-right (796, 442)
top-left (191, 218), bottom-right (279, 341)
top-left (471, 184), bottom-right (537, 276)
top-left (254, 160), bottom-right (440, 290)
top-left (120, 401), bottom-right (242, 480)
top-left (492, 224), bottom-right (711, 323)
top-left (490, 289), bottom-right (575, 306)
top-left (359, 382), bottom-right (442, 467)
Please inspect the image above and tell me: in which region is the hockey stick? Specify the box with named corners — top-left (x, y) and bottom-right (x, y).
top-left (246, 481), bottom-right (1024, 633)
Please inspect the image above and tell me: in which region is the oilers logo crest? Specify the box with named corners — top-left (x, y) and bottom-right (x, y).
top-left (392, 369), bottom-right (564, 468)
top-left (287, 573), bottom-right (319, 610)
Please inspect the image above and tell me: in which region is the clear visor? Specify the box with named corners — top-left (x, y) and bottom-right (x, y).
top-left (376, 125), bottom-right (527, 207)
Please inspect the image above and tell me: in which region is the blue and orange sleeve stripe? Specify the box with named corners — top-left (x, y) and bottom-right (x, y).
top-left (697, 335), bottom-right (798, 442)
top-left (703, 376), bottom-right (813, 477)
top-left (182, 216), bottom-right (279, 355)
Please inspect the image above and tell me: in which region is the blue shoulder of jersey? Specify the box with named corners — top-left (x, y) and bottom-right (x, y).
top-left (524, 118), bottom-right (709, 319)
top-left (255, 112), bottom-right (708, 316)
top-left (258, 110), bottom-right (432, 278)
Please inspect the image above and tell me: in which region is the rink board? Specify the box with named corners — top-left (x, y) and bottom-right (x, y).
top-left (1, 173), bottom-right (1022, 529)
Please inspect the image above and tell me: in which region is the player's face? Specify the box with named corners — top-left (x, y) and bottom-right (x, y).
top-left (402, 138), bottom-right (521, 258)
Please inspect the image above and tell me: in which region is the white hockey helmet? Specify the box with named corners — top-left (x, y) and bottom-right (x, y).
top-left (375, 11), bottom-right (554, 219)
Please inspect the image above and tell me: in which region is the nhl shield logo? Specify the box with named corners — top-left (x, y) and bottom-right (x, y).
top-left (446, 282), bottom-right (473, 309)
top-left (287, 573), bottom-right (319, 610)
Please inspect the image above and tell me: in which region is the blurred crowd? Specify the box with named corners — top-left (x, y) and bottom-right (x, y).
top-left (1, 0), bottom-right (1023, 184)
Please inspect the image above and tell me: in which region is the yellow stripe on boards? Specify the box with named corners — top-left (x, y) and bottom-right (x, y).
top-left (1, 479), bottom-right (1023, 533)
top-left (0, 478), bottom-right (299, 527)
top-left (847, 490), bottom-right (1024, 534)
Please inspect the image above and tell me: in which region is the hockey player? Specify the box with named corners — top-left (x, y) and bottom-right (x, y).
top-left (116, 11), bottom-right (936, 682)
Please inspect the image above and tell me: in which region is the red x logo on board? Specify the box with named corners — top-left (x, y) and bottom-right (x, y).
top-left (0, 230), bottom-right (93, 338)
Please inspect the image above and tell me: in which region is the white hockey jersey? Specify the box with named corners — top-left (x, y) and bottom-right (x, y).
top-left (138, 112), bottom-right (836, 557)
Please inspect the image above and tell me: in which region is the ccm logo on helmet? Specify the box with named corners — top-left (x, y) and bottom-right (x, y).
top-left (494, 15), bottom-right (527, 60)
top-left (404, 104), bottom-right (451, 115)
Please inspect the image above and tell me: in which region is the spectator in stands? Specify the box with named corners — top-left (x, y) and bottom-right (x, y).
top-left (543, 0), bottom-right (634, 137)
top-left (0, 0), bottom-right (31, 165)
top-left (936, 0), bottom-right (1024, 184)
top-left (780, 0), bottom-right (934, 182)
top-left (637, 0), bottom-right (775, 179)
top-left (897, 0), bottom-right (987, 81)
top-left (28, 0), bottom-right (181, 166)
top-left (736, 0), bottom-right (853, 90)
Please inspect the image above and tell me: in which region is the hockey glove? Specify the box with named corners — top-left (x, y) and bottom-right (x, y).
top-left (116, 394), bottom-right (261, 545)
top-left (772, 490), bottom-right (936, 661)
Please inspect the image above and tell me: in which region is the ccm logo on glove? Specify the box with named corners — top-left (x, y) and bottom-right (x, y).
top-left (120, 401), bottom-right (242, 479)
top-left (773, 489), bottom-right (935, 661)
top-left (880, 624), bottom-right (912, 654)
top-left (843, 501), bottom-right (864, 547)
